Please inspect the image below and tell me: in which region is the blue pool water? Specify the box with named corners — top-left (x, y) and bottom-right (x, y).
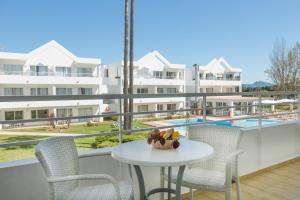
top-left (167, 118), bottom-right (282, 132)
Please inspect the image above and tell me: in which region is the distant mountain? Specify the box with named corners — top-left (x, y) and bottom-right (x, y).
top-left (243, 81), bottom-right (274, 88)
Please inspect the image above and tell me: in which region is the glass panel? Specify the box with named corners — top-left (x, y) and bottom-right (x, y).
top-left (138, 105), bottom-right (148, 112)
top-left (14, 111), bottom-right (23, 120)
top-left (31, 110), bottom-right (37, 119)
top-left (157, 104), bottom-right (163, 111)
top-left (157, 88), bottom-right (164, 94)
top-left (78, 88), bottom-right (92, 95)
top-left (5, 112), bottom-right (14, 120)
top-left (56, 88), bottom-right (72, 95)
top-left (77, 68), bottom-right (93, 77)
top-left (4, 88), bottom-right (23, 96)
top-left (56, 67), bottom-right (71, 77)
top-left (3, 64), bottom-right (23, 75)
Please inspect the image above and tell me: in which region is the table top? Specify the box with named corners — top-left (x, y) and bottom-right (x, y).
top-left (111, 138), bottom-right (214, 167)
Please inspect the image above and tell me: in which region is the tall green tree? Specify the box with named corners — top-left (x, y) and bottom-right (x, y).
top-left (265, 39), bottom-right (300, 90)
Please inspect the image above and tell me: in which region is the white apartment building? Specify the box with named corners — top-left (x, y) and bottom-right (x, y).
top-left (102, 51), bottom-right (186, 117)
top-left (186, 57), bottom-right (257, 116)
top-left (0, 40), bottom-right (102, 128)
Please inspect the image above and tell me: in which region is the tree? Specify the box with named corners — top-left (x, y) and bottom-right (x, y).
top-left (265, 39), bottom-right (300, 90)
top-left (123, 0), bottom-right (129, 130)
top-left (128, 0), bottom-right (135, 129)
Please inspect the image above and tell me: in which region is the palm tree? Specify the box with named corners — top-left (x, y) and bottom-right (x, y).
top-left (128, 0), bottom-right (135, 129)
top-left (123, 0), bottom-right (129, 130)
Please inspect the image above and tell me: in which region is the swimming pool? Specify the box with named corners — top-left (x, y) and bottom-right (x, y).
top-left (167, 118), bottom-right (282, 131)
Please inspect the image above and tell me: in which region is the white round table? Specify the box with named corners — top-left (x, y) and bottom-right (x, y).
top-left (112, 138), bottom-right (214, 200)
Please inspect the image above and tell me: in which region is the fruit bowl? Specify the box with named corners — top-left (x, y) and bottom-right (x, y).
top-left (147, 128), bottom-right (180, 150)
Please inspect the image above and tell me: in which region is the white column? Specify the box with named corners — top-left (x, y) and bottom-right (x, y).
top-left (52, 86), bottom-right (56, 95)
top-left (271, 104), bottom-right (275, 113)
top-left (229, 101), bottom-right (234, 117)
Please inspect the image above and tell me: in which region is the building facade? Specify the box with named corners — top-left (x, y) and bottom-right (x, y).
top-left (0, 41), bottom-right (102, 128)
top-left (102, 51), bottom-right (186, 117)
top-left (186, 57), bottom-right (256, 117)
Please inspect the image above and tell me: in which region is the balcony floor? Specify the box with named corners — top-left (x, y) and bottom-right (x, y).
top-left (178, 159), bottom-right (300, 200)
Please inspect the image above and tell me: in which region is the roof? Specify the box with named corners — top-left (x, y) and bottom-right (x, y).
top-left (0, 40), bottom-right (101, 65)
top-left (136, 51), bottom-right (185, 70)
top-left (198, 57), bottom-right (242, 73)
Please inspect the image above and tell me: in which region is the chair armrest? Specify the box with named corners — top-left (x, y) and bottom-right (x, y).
top-left (225, 150), bottom-right (244, 185)
top-left (47, 174), bottom-right (121, 200)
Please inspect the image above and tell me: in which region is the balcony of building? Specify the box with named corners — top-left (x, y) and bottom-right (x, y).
top-left (0, 91), bottom-right (299, 200)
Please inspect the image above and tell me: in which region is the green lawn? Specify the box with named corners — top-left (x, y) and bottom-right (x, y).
top-left (7, 120), bottom-right (149, 134)
top-left (0, 120), bottom-right (151, 162)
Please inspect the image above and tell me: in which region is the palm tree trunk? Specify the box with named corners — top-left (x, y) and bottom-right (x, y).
top-left (123, 0), bottom-right (129, 130)
top-left (128, 0), bottom-right (135, 129)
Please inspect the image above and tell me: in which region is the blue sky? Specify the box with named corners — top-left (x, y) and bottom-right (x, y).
top-left (1, 0), bottom-right (300, 83)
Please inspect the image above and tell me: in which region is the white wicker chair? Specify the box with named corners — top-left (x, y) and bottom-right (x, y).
top-left (170, 125), bottom-right (243, 200)
top-left (35, 137), bottom-right (133, 200)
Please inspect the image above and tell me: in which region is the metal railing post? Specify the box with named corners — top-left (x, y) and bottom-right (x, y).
top-left (258, 92), bottom-right (262, 164)
top-left (203, 95), bottom-right (207, 122)
top-left (298, 92), bottom-right (300, 125)
top-left (118, 97), bottom-right (123, 144)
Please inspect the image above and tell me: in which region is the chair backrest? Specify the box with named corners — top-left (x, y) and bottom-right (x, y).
top-left (188, 125), bottom-right (241, 172)
top-left (35, 137), bottom-right (79, 200)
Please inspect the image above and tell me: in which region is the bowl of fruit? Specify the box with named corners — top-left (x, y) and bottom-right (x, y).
top-left (147, 128), bottom-right (180, 149)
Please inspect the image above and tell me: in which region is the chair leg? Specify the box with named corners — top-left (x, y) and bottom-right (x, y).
top-left (189, 188), bottom-right (194, 200)
top-left (225, 187), bottom-right (232, 200)
top-left (236, 177), bottom-right (241, 200)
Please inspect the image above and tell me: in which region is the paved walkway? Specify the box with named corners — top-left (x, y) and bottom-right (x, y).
top-left (0, 131), bottom-right (85, 137)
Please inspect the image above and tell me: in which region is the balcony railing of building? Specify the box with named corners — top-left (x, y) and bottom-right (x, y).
top-left (153, 75), bottom-right (182, 80)
top-left (0, 71), bottom-right (96, 77)
top-left (0, 91), bottom-right (298, 150)
top-left (199, 76), bottom-right (241, 81)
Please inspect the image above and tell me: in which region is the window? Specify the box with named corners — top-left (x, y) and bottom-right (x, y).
top-left (166, 71), bottom-right (176, 79)
top-left (199, 73), bottom-right (203, 79)
top-left (77, 67), bottom-right (93, 77)
top-left (166, 88), bottom-right (178, 93)
top-left (78, 88), bottom-right (93, 95)
top-left (78, 107), bottom-right (93, 122)
top-left (217, 74), bottom-right (224, 80)
top-left (200, 88), bottom-right (204, 93)
top-left (206, 88), bottom-right (214, 93)
top-left (225, 73), bottom-right (234, 80)
top-left (31, 88), bottom-right (48, 96)
top-left (56, 108), bottom-right (73, 118)
top-left (206, 73), bottom-right (214, 80)
top-left (157, 88), bottom-right (164, 94)
top-left (157, 104), bottom-right (163, 111)
top-left (137, 88), bottom-right (148, 94)
top-left (3, 64), bottom-right (23, 75)
top-left (56, 88), bottom-right (72, 95)
top-left (5, 111), bottom-right (23, 120)
top-left (235, 86), bottom-right (240, 93)
top-left (167, 104), bottom-right (176, 114)
top-left (137, 105), bottom-right (148, 112)
top-left (30, 65), bottom-right (48, 76)
top-left (31, 109), bottom-right (49, 119)
top-left (104, 69), bottom-right (109, 77)
top-left (153, 71), bottom-right (162, 79)
top-left (56, 67), bottom-right (71, 77)
top-left (4, 88), bottom-right (23, 96)
top-left (225, 88), bottom-right (233, 93)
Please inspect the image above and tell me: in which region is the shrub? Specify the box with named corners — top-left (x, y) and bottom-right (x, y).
top-left (111, 116), bottom-right (119, 121)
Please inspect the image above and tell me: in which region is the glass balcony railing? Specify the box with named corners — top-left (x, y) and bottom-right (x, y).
top-left (0, 71), bottom-right (96, 77)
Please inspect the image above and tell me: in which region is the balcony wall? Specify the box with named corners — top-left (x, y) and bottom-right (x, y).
top-left (0, 75), bottom-right (99, 85)
top-left (198, 79), bottom-right (241, 86)
top-left (0, 122), bottom-right (299, 200)
top-left (0, 100), bottom-right (101, 109)
top-left (134, 78), bottom-right (185, 86)
top-left (133, 97), bottom-right (185, 104)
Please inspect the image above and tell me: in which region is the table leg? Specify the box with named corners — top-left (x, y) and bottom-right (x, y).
top-left (160, 167), bottom-right (165, 200)
top-left (133, 165), bottom-right (146, 200)
top-left (175, 165), bottom-right (186, 200)
top-left (168, 166), bottom-right (172, 199)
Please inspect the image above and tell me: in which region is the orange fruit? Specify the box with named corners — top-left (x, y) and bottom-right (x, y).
top-left (160, 131), bottom-right (166, 137)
